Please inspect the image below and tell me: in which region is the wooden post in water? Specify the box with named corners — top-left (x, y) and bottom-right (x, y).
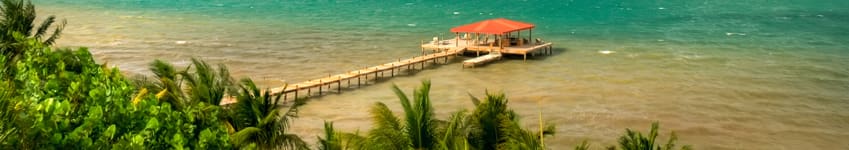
top-left (337, 76), bottom-right (341, 93)
top-left (524, 54), bottom-right (527, 62)
top-left (327, 74), bottom-right (332, 90)
top-left (318, 79), bottom-right (322, 95)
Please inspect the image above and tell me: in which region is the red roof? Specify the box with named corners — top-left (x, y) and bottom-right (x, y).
top-left (450, 18), bottom-right (535, 35)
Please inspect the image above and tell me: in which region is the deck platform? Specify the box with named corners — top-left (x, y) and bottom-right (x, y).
top-left (421, 37), bottom-right (553, 61)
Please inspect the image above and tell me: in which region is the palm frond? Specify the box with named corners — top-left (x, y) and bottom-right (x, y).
top-left (0, 0), bottom-right (64, 46)
top-left (32, 15), bottom-right (52, 39)
top-left (318, 121), bottom-right (341, 150)
top-left (366, 102), bottom-right (408, 149)
top-left (180, 58), bottom-right (231, 105)
top-left (391, 80), bottom-right (436, 149)
top-left (40, 19), bottom-right (64, 46)
top-left (230, 78), bottom-right (306, 149)
top-left (617, 122), bottom-right (692, 150)
top-left (337, 130), bottom-right (369, 149)
top-left (438, 110), bottom-right (471, 150)
top-left (150, 59), bottom-right (178, 80)
top-left (278, 134), bottom-right (309, 150)
top-left (230, 127), bottom-right (261, 147)
top-left (575, 140), bottom-right (591, 150)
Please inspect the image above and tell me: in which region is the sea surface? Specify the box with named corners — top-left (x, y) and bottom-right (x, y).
top-left (33, 0), bottom-right (849, 149)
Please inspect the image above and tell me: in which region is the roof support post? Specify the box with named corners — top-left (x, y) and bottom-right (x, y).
top-left (455, 32), bottom-right (459, 47)
top-left (518, 30), bottom-right (522, 46)
top-left (500, 34), bottom-right (504, 50)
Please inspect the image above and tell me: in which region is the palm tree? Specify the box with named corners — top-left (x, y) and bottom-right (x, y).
top-left (0, 81), bottom-right (17, 144)
top-left (147, 59), bottom-right (187, 109)
top-left (179, 58), bottom-right (232, 105)
top-left (393, 81), bottom-right (438, 149)
top-left (1, 0), bottom-right (66, 75)
top-left (143, 58), bottom-right (233, 108)
top-left (466, 92), bottom-right (555, 150)
top-left (317, 121), bottom-right (341, 150)
top-left (0, 0), bottom-right (64, 45)
top-left (436, 110), bottom-right (471, 150)
top-left (337, 81), bottom-right (438, 150)
top-left (616, 122), bottom-right (692, 150)
top-left (227, 78), bottom-right (308, 149)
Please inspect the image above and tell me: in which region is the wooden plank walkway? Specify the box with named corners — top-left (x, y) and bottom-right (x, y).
top-left (219, 47), bottom-right (466, 105)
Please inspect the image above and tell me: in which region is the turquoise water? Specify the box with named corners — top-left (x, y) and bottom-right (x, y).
top-left (34, 0), bottom-right (849, 149)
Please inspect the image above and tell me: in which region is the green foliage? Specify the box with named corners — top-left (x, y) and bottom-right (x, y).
top-left (393, 80), bottom-right (437, 149)
top-left (437, 110), bottom-right (471, 150)
top-left (575, 140), bottom-right (590, 150)
top-left (146, 59), bottom-right (186, 109)
top-left (0, 35), bottom-right (231, 149)
top-left (1, 0), bottom-right (65, 77)
top-left (227, 79), bottom-right (308, 149)
top-left (329, 81), bottom-right (556, 150)
top-left (318, 121), bottom-right (341, 150)
top-left (181, 58), bottom-right (232, 105)
top-left (365, 102), bottom-right (410, 149)
top-left (615, 122), bottom-right (692, 150)
top-left (467, 92), bottom-right (555, 150)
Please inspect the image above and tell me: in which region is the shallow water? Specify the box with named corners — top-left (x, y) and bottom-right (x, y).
top-left (34, 0), bottom-right (849, 149)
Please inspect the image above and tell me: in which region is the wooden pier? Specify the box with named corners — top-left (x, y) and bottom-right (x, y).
top-left (218, 18), bottom-right (555, 106)
top-left (218, 39), bottom-right (551, 106)
top-left (219, 47), bottom-right (466, 105)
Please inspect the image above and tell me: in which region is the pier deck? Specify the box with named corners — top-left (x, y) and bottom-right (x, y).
top-left (421, 38), bottom-right (553, 61)
top-left (219, 47), bottom-right (466, 105)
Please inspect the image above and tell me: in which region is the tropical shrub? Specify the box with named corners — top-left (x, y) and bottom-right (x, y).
top-left (0, 37), bottom-right (232, 149)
